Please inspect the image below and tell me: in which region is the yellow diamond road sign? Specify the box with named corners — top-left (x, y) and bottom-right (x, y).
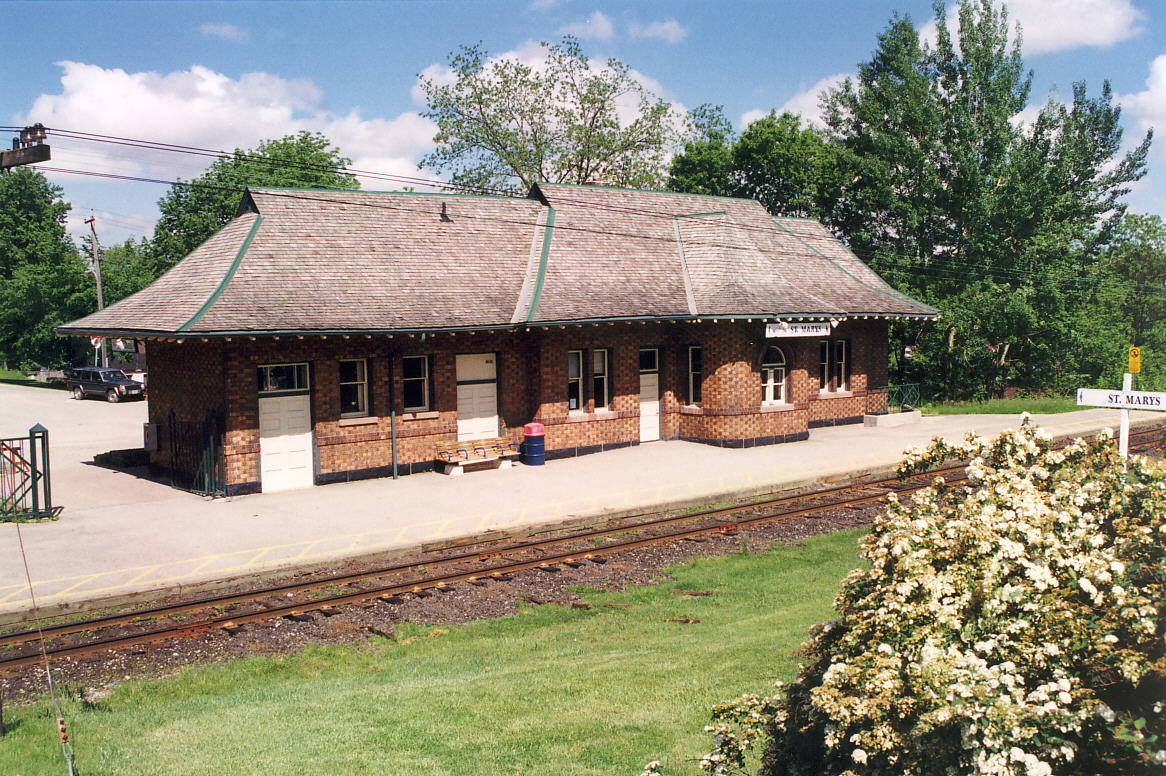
top-left (1129, 346), bottom-right (1141, 374)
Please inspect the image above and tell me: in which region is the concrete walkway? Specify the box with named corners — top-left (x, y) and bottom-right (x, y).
top-left (1, 381), bottom-right (1160, 621)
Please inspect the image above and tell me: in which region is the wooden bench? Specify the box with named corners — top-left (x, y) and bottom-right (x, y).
top-left (435, 437), bottom-right (520, 475)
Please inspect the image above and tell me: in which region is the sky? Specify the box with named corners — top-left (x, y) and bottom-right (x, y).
top-left (4, 0), bottom-right (1166, 246)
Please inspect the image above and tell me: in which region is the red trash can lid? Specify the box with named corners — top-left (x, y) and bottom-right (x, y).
top-left (523, 422), bottom-right (545, 436)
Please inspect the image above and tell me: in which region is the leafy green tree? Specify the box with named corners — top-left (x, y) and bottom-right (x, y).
top-left (667, 104), bottom-right (736, 197)
top-left (150, 131), bottom-right (358, 273)
top-left (669, 109), bottom-right (843, 220)
top-left (88, 236), bottom-right (156, 307)
top-left (0, 168), bottom-right (92, 369)
top-left (419, 37), bottom-right (677, 194)
top-left (823, 0), bottom-right (1150, 399)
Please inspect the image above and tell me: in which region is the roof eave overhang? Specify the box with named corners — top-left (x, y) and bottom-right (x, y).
top-left (55, 311), bottom-right (939, 341)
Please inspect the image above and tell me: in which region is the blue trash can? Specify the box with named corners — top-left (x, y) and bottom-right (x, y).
top-left (522, 422), bottom-right (546, 466)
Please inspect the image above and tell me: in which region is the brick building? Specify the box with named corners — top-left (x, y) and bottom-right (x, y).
top-left (59, 183), bottom-right (937, 495)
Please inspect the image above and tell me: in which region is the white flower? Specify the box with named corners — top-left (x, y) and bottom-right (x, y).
top-left (1097, 703), bottom-right (1116, 723)
top-left (852, 748), bottom-right (868, 764)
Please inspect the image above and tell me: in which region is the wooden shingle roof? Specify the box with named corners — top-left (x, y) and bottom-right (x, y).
top-left (58, 183), bottom-right (936, 338)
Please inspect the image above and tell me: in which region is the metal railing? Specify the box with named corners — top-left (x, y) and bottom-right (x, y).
top-left (867, 384), bottom-right (921, 415)
top-left (167, 411), bottom-right (226, 497)
top-left (1, 424), bottom-right (56, 520)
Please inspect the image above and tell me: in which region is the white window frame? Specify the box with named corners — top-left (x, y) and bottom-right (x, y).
top-left (338, 358), bottom-right (369, 418)
top-left (833, 340), bottom-right (849, 392)
top-left (688, 346), bottom-right (703, 406)
top-left (567, 349), bottom-right (584, 411)
top-left (761, 346), bottom-right (788, 405)
top-left (402, 355), bottom-right (430, 412)
top-left (257, 362), bottom-right (310, 395)
top-left (592, 348), bottom-right (610, 410)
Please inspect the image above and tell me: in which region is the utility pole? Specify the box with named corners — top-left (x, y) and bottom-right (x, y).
top-left (0, 124), bottom-right (50, 170)
top-left (84, 216), bottom-right (108, 367)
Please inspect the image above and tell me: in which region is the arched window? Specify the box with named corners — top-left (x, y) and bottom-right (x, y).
top-left (761, 346), bottom-right (787, 404)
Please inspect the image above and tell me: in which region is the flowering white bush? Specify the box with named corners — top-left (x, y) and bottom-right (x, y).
top-left (698, 420), bottom-right (1165, 776)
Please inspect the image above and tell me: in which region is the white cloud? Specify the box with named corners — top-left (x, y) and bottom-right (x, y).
top-left (919, 0), bottom-right (1144, 56)
top-left (628, 19), bottom-right (688, 44)
top-left (777, 73), bottom-right (849, 129)
top-left (558, 11), bottom-right (615, 41)
top-left (739, 109), bottom-right (768, 129)
top-left (199, 23), bottom-right (246, 41)
top-left (17, 61), bottom-right (440, 238)
top-left (1117, 54), bottom-right (1166, 165)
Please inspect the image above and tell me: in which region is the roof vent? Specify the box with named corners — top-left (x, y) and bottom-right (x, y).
top-left (440, 202), bottom-right (453, 222)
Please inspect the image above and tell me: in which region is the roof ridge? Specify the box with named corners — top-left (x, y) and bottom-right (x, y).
top-left (728, 212), bottom-right (842, 315)
top-left (670, 216), bottom-right (700, 316)
top-left (511, 207), bottom-right (552, 323)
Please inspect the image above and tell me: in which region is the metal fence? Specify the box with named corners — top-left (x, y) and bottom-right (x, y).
top-left (167, 411), bottom-right (226, 497)
top-left (867, 384), bottom-right (921, 415)
top-left (1, 424), bottom-right (56, 520)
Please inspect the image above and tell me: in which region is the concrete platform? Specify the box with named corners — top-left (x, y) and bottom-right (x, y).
top-left (1, 382), bottom-right (1161, 622)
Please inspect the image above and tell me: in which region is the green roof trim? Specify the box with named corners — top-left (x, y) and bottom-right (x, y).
top-left (179, 214), bottom-right (263, 332)
top-left (524, 206), bottom-right (556, 322)
top-left (674, 211), bottom-right (728, 219)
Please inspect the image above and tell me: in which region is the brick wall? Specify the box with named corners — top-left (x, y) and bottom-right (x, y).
top-left (143, 318), bottom-right (890, 491)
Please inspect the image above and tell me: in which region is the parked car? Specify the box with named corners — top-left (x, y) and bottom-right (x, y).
top-left (65, 367), bottom-right (145, 403)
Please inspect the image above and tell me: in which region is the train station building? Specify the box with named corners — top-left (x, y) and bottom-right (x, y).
top-left (58, 183), bottom-right (937, 496)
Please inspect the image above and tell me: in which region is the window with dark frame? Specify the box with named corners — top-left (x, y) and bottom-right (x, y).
top-left (592, 348), bottom-right (610, 409)
top-left (567, 350), bottom-right (583, 410)
top-left (818, 339), bottom-right (850, 392)
top-left (338, 359), bottom-right (369, 417)
top-left (688, 346), bottom-right (703, 405)
top-left (402, 355), bottom-right (430, 412)
top-left (257, 363), bottom-right (309, 394)
top-left (761, 346), bottom-right (787, 404)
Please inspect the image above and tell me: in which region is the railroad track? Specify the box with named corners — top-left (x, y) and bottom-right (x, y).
top-left (2, 424), bottom-right (1162, 672)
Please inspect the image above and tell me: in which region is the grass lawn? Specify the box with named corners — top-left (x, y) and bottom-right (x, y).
top-left (921, 394), bottom-right (1080, 415)
top-left (0, 531), bottom-right (863, 776)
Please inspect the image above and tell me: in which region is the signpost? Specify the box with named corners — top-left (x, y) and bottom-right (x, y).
top-left (1077, 372), bottom-right (1166, 458)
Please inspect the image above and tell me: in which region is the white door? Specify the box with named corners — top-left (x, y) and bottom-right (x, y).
top-left (259, 394), bottom-right (314, 492)
top-left (639, 348), bottom-right (661, 442)
top-left (456, 353), bottom-right (499, 441)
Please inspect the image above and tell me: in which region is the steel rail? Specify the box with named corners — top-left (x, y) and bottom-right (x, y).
top-left (1, 425), bottom-right (1161, 670)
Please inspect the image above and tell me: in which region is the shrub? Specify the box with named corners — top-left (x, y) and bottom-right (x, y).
top-left (695, 419), bottom-right (1165, 776)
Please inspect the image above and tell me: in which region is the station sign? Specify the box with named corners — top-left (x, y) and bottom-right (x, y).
top-left (1076, 388), bottom-right (1166, 410)
top-left (765, 322), bottom-right (831, 338)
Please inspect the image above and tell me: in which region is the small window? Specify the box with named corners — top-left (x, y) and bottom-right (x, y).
top-left (639, 348), bottom-right (658, 373)
top-left (687, 346), bottom-right (703, 405)
top-left (258, 363), bottom-right (309, 394)
top-left (819, 339), bottom-right (850, 393)
top-left (592, 349), bottom-right (609, 409)
top-left (833, 340), bottom-right (849, 391)
top-left (402, 355), bottom-right (430, 412)
top-left (761, 346), bottom-right (787, 405)
top-left (567, 350), bottom-right (583, 410)
top-left (339, 359), bottom-right (368, 417)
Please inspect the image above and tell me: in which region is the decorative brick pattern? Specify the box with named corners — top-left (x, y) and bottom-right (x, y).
top-left (142, 319), bottom-right (890, 491)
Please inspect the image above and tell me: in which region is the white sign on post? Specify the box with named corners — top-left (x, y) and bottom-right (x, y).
top-left (1076, 374), bottom-right (1166, 458)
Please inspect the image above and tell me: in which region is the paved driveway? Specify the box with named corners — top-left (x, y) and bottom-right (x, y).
top-left (0, 382), bottom-right (162, 511)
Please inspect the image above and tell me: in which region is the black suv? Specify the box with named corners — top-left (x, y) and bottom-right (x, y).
top-left (65, 367), bottom-right (145, 403)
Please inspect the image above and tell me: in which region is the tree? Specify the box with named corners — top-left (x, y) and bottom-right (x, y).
top-left (0, 168), bottom-right (92, 369)
top-left (695, 422), bottom-right (1166, 776)
top-left (669, 109), bottom-right (844, 220)
top-left (822, 0), bottom-right (1150, 399)
top-left (92, 237), bottom-right (156, 307)
top-left (419, 37), bottom-right (677, 194)
top-left (150, 131), bottom-right (358, 273)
